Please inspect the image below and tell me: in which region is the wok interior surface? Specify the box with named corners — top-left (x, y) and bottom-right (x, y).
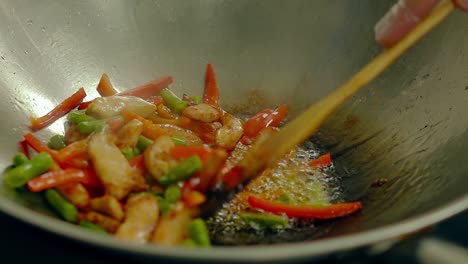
top-left (0, 0), bottom-right (467, 262)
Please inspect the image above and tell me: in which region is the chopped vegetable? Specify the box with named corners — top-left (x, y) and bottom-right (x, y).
top-left (136, 136), bottom-right (153, 153)
top-left (160, 89), bottom-right (188, 114)
top-left (247, 195), bottom-right (362, 219)
top-left (309, 153), bottom-right (332, 168)
top-left (189, 218), bottom-right (211, 247)
top-left (164, 184), bottom-right (181, 203)
top-left (171, 137), bottom-right (187, 146)
top-left (170, 146), bottom-right (212, 162)
top-left (203, 63), bottom-right (219, 107)
top-left (79, 220), bottom-right (108, 234)
top-left (159, 155), bottom-right (203, 185)
top-left (77, 120), bottom-right (108, 134)
top-left (96, 73), bottom-right (117, 97)
top-left (45, 189), bottom-right (78, 222)
top-left (68, 110), bottom-right (97, 124)
top-left (13, 152), bottom-right (29, 167)
top-left (243, 104), bottom-right (288, 138)
top-left (47, 135), bottom-right (66, 150)
top-left (121, 109), bottom-right (167, 140)
top-left (117, 75), bottom-right (173, 99)
top-left (3, 152), bottom-right (54, 188)
top-left (27, 168), bottom-right (91, 192)
top-left (30, 88), bottom-right (87, 131)
top-left (23, 133), bottom-right (58, 160)
top-left (191, 96), bottom-right (202, 104)
top-left (121, 147), bottom-right (140, 160)
top-left (239, 212), bottom-right (289, 229)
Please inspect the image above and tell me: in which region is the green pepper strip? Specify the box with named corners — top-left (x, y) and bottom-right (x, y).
top-left (3, 152), bottom-right (54, 188)
top-left (159, 155), bottom-right (202, 185)
top-left (48, 134), bottom-right (66, 150)
top-left (164, 184), bottom-right (181, 203)
top-left (189, 218), bottom-right (211, 247)
top-left (68, 110), bottom-right (97, 124)
top-left (44, 189), bottom-right (78, 222)
top-left (160, 88), bottom-right (188, 113)
top-left (239, 212), bottom-right (290, 228)
top-left (79, 221), bottom-right (108, 234)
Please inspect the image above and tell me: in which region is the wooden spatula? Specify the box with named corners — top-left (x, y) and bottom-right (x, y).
top-left (216, 1), bottom-right (455, 196)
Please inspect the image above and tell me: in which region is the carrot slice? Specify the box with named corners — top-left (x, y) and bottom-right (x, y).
top-left (96, 73), bottom-right (117, 97)
top-left (247, 195), bottom-right (362, 219)
top-left (203, 63), bottom-right (219, 107)
top-left (309, 153), bottom-right (332, 168)
top-left (30, 88), bottom-right (87, 131)
top-left (121, 109), bottom-right (167, 140)
top-left (117, 75), bottom-right (173, 99)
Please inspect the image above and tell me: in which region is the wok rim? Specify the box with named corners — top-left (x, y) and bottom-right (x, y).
top-left (0, 193), bottom-right (466, 262)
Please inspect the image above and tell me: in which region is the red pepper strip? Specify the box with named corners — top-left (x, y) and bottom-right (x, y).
top-left (18, 139), bottom-right (31, 159)
top-left (96, 73), bottom-right (117, 97)
top-left (77, 100), bottom-right (93, 110)
top-left (129, 155), bottom-right (145, 175)
top-left (222, 166), bottom-right (244, 189)
top-left (117, 75), bottom-right (173, 99)
top-left (203, 63), bottom-right (219, 107)
top-left (309, 153), bottom-right (332, 168)
top-left (146, 95), bottom-right (164, 106)
top-left (247, 195), bottom-right (362, 219)
top-left (23, 133), bottom-right (58, 160)
top-left (27, 168), bottom-right (90, 192)
top-left (121, 109), bottom-right (167, 140)
top-left (243, 104), bottom-right (288, 138)
top-left (30, 88), bottom-right (87, 131)
top-left (170, 146), bottom-right (212, 162)
top-left (148, 115), bottom-right (192, 129)
top-left (55, 140), bottom-right (88, 165)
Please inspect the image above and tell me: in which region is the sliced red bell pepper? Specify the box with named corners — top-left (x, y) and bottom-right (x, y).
top-left (30, 88), bottom-right (87, 131)
top-left (96, 73), bottom-right (117, 97)
top-left (117, 75), bottom-right (173, 99)
top-left (129, 155), bottom-right (145, 175)
top-left (23, 133), bottom-right (58, 160)
top-left (77, 100), bottom-right (93, 110)
top-left (247, 195), bottom-right (362, 219)
top-left (243, 104), bottom-right (288, 138)
top-left (27, 168), bottom-right (94, 192)
top-left (18, 139), bottom-right (31, 159)
top-left (56, 140), bottom-right (88, 165)
top-left (309, 153), bottom-right (332, 168)
top-left (203, 63), bottom-right (219, 107)
top-left (222, 166), bottom-right (244, 189)
top-left (148, 115), bottom-right (192, 129)
top-left (170, 146), bottom-right (212, 162)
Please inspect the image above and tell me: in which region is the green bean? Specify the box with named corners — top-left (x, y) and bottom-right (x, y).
top-left (3, 152), bottom-right (54, 188)
top-left (47, 134), bottom-right (66, 150)
top-left (171, 137), bottom-right (187, 146)
top-left (164, 184), bottom-right (181, 203)
top-left (159, 155), bottom-right (202, 185)
top-left (239, 212), bottom-right (289, 229)
top-left (77, 120), bottom-right (107, 134)
top-left (160, 89), bottom-right (187, 113)
top-left (79, 221), bottom-right (108, 234)
top-left (137, 135), bottom-right (153, 152)
top-left (121, 147), bottom-right (139, 160)
top-left (12, 153), bottom-right (29, 167)
top-left (44, 189), bottom-right (78, 222)
top-left (155, 196), bottom-right (172, 215)
top-left (182, 239), bottom-right (197, 247)
top-left (68, 110), bottom-right (97, 124)
top-left (189, 218), bottom-right (211, 247)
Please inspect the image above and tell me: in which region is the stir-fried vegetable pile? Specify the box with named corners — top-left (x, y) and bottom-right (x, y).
top-left (3, 64), bottom-right (361, 247)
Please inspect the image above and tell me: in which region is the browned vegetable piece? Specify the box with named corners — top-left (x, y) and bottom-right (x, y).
top-left (78, 211), bottom-right (120, 233)
top-left (90, 195), bottom-right (124, 221)
top-left (56, 183), bottom-right (90, 209)
top-left (115, 194), bottom-right (159, 242)
top-left (88, 132), bottom-right (135, 199)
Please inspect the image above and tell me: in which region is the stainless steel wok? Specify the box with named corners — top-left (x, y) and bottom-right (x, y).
top-left (0, 0), bottom-right (467, 263)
